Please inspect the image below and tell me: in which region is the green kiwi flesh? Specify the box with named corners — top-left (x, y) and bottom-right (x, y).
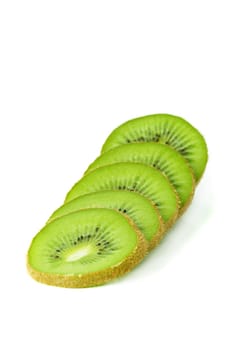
top-left (65, 162), bottom-right (179, 229)
top-left (48, 190), bottom-right (164, 250)
top-left (27, 208), bottom-right (147, 288)
top-left (86, 143), bottom-right (195, 212)
top-left (101, 114), bottom-right (208, 182)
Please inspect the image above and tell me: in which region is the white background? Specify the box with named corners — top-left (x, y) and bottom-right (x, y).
top-left (0, 1), bottom-right (232, 349)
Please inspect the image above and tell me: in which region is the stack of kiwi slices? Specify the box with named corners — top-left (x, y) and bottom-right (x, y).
top-left (27, 114), bottom-right (208, 288)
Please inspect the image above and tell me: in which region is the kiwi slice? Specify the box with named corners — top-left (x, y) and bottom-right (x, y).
top-left (65, 162), bottom-right (179, 229)
top-left (27, 208), bottom-right (147, 288)
top-left (48, 191), bottom-right (164, 250)
top-left (85, 143), bottom-right (195, 213)
top-left (101, 114), bottom-right (208, 182)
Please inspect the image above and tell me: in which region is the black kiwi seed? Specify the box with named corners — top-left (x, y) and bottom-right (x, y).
top-left (153, 134), bottom-right (160, 141)
top-left (180, 148), bottom-right (187, 155)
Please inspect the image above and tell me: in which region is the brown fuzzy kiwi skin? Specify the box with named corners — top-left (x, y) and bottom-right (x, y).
top-left (177, 169), bottom-right (196, 218)
top-left (120, 204), bottom-right (165, 251)
top-left (147, 171), bottom-right (195, 250)
top-left (152, 146), bottom-right (197, 217)
top-left (26, 218), bottom-right (148, 288)
top-left (163, 187), bottom-right (180, 231)
top-left (159, 143), bottom-right (197, 217)
top-left (138, 160), bottom-right (195, 247)
top-left (146, 206), bottom-right (165, 251)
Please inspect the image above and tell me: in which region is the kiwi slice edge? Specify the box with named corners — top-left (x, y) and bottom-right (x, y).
top-left (27, 208), bottom-right (148, 288)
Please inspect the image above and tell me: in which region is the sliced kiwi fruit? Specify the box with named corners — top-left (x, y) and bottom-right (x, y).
top-left (48, 190), bottom-right (165, 250)
top-left (27, 208), bottom-right (147, 288)
top-left (27, 113), bottom-right (208, 288)
top-left (85, 143), bottom-right (195, 214)
top-left (101, 114), bottom-right (208, 182)
top-left (65, 162), bottom-right (180, 229)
